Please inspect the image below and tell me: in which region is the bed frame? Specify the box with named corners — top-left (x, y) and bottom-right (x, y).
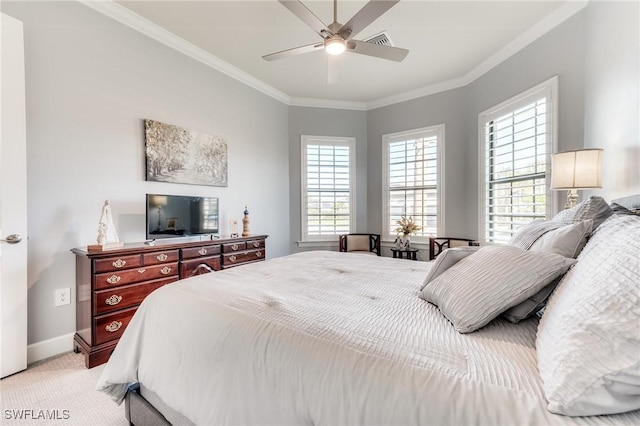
top-left (122, 194), bottom-right (640, 426)
top-left (125, 384), bottom-right (170, 426)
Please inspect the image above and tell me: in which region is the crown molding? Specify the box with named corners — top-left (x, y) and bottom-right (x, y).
top-left (366, 0), bottom-right (588, 110)
top-left (366, 75), bottom-right (470, 110)
top-left (463, 0), bottom-right (589, 85)
top-left (289, 97), bottom-right (368, 111)
top-left (78, 0), bottom-right (290, 104)
top-left (79, 0), bottom-right (588, 111)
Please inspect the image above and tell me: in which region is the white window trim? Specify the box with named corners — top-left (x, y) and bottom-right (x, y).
top-left (300, 135), bottom-right (356, 242)
top-left (381, 124), bottom-right (445, 242)
top-left (477, 76), bottom-right (559, 244)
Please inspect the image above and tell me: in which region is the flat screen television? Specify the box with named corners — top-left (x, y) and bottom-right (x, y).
top-left (146, 194), bottom-right (219, 240)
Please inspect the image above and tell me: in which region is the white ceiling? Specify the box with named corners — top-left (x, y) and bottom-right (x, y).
top-left (102, 0), bottom-right (584, 108)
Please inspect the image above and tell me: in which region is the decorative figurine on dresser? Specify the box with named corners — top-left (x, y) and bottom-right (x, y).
top-left (242, 205), bottom-right (250, 237)
top-left (88, 200), bottom-right (124, 252)
top-left (72, 233), bottom-right (268, 368)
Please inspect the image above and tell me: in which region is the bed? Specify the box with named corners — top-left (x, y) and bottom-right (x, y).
top-left (97, 196), bottom-right (640, 425)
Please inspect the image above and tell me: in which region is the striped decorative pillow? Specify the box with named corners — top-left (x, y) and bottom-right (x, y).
top-left (420, 245), bottom-right (575, 333)
top-left (420, 246), bottom-right (479, 291)
top-left (536, 213), bottom-right (640, 416)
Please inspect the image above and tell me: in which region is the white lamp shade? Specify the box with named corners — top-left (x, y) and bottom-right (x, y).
top-left (150, 195), bottom-right (167, 206)
top-left (551, 149), bottom-right (602, 189)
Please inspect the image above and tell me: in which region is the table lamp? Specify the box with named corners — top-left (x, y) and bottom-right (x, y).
top-left (550, 148), bottom-right (602, 209)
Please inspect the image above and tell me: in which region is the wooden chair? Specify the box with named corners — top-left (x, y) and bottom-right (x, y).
top-left (428, 237), bottom-right (477, 260)
top-left (339, 234), bottom-right (381, 256)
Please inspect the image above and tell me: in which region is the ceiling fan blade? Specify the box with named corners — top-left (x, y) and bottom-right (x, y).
top-left (278, 0), bottom-right (331, 38)
top-left (337, 0), bottom-right (400, 40)
top-left (262, 43), bottom-right (323, 61)
top-left (347, 39), bottom-right (408, 62)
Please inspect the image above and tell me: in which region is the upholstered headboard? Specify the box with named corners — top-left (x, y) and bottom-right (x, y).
top-left (611, 194), bottom-right (640, 211)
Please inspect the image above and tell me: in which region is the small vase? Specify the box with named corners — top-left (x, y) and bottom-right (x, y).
top-left (402, 235), bottom-right (411, 249)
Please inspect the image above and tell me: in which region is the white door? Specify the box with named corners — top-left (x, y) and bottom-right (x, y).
top-left (0, 13), bottom-right (29, 378)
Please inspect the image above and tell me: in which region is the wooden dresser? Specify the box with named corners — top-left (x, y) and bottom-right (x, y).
top-left (71, 235), bottom-right (268, 368)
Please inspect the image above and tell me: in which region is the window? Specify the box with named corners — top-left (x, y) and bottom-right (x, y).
top-left (383, 125), bottom-right (444, 241)
top-left (479, 77), bottom-right (557, 244)
top-left (301, 135), bottom-right (355, 241)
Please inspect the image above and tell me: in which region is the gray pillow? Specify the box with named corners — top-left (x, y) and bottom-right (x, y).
top-left (551, 196), bottom-right (612, 229)
top-left (420, 246), bottom-right (479, 291)
top-left (610, 202), bottom-right (639, 216)
top-left (501, 279), bottom-right (559, 323)
top-left (508, 219), bottom-right (563, 250)
top-left (420, 245), bottom-right (576, 333)
top-left (502, 220), bottom-right (593, 323)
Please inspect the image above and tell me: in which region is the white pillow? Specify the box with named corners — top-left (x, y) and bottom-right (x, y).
top-left (420, 245), bottom-right (576, 333)
top-left (509, 219), bottom-right (563, 250)
top-left (536, 213), bottom-right (640, 416)
top-left (529, 219), bottom-right (593, 258)
top-left (420, 246), bottom-right (478, 291)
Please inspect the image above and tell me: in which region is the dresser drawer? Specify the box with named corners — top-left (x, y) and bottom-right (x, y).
top-left (94, 262), bottom-right (178, 290)
top-left (223, 249), bottom-right (265, 268)
top-left (142, 250), bottom-right (179, 266)
top-left (223, 241), bottom-right (246, 252)
top-left (94, 306), bottom-right (137, 345)
top-left (181, 245), bottom-right (221, 260)
top-left (93, 277), bottom-right (177, 315)
top-left (180, 257), bottom-right (221, 278)
top-left (245, 239), bottom-right (265, 250)
top-left (94, 255), bottom-right (141, 273)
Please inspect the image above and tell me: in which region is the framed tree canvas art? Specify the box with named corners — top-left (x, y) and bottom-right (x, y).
top-left (144, 119), bottom-right (228, 186)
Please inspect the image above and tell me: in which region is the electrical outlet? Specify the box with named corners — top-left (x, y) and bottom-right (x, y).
top-left (55, 288), bottom-right (71, 307)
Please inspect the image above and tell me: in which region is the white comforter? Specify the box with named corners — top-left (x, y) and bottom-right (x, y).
top-left (97, 251), bottom-right (640, 425)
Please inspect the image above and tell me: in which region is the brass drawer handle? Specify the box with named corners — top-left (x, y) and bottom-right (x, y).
top-left (252, 242), bottom-right (260, 248)
top-left (160, 266), bottom-right (172, 275)
top-left (138, 268), bottom-right (146, 273)
top-left (199, 248), bottom-right (208, 255)
top-left (105, 295), bottom-right (122, 306)
top-left (231, 244), bottom-right (239, 251)
top-left (105, 321), bottom-right (122, 332)
top-left (229, 255), bottom-right (237, 262)
top-left (256, 251), bottom-right (263, 258)
top-left (106, 275), bottom-right (121, 284)
top-left (112, 259), bottom-right (126, 268)
top-left (156, 253), bottom-right (168, 261)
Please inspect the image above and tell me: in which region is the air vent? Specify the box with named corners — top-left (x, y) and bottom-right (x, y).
top-left (363, 31), bottom-right (395, 47)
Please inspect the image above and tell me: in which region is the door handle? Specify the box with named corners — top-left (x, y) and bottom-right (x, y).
top-left (1, 234), bottom-right (22, 244)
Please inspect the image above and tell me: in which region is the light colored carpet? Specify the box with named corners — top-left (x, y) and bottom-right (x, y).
top-left (0, 351), bottom-right (127, 425)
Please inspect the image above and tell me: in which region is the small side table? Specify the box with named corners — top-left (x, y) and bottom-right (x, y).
top-left (391, 248), bottom-right (419, 261)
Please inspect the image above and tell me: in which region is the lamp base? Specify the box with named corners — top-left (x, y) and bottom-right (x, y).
top-left (564, 189), bottom-right (579, 210)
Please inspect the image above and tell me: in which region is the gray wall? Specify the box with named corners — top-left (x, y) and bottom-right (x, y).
top-left (366, 9), bottom-right (589, 241)
top-left (2, 1), bottom-right (290, 345)
top-left (367, 87), bottom-right (469, 239)
top-left (288, 106), bottom-right (367, 253)
top-left (464, 8), bottom-right (588, 237)
top-left (584, 0), bottom-right (640, 201)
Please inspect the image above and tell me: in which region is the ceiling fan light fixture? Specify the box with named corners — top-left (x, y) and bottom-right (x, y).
top-left (324, 37), bottom-right (346, 55)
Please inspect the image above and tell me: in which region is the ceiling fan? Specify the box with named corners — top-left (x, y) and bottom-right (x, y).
top-left (263, 0), bottom-right (408, 62)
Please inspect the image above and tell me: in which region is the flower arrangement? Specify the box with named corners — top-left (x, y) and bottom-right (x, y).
top-left (394, 216), bottom-right (421, 236)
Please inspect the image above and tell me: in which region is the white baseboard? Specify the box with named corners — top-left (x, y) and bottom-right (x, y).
top-left (27, 332), bottom-right (75, 365)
